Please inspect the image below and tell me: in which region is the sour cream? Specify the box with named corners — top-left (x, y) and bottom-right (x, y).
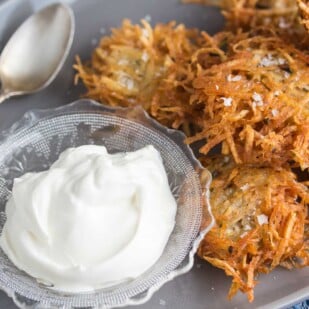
top-left (0, 145), bottom-right (177, 292)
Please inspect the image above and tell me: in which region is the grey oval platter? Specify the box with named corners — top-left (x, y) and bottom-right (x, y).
top-left (0, 0), bottom-right (308, 308)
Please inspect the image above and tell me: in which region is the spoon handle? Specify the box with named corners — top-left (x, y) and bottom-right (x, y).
top-left (0, 88), bottom-right (11, 104)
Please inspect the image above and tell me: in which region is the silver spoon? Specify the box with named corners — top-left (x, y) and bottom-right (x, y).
top-left (0, 3), bottom-right (75, 104)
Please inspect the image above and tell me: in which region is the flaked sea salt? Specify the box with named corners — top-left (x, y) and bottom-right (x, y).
top-left (244, 224), bottom-right (252, 231)
top-left (271, 109), bottom-right (279, 117)
top-left (278, 58), bottom-right (286, 65)
top-left (279, 17), bottom-right (290, 29)
top-left (284, 71), bottom-right (290, 79)
top-left (144, 14), bottom-right (152, 22)
top-left (240, 183), bottom-right (250, 191)
top-left (221, 97), bottom-right (233, 107)
top-left (252, 92), bottom-right (262, 102)
top-left (259, 54), bottom-right (286, 67)
top-left (252, 92), bottom-right (263, 107)
top-left (141, 52), bottom-right (149, 62)
top-left (257, 214), bottom-right (268, 225)
top-left (227, 74), bottom-right (242, 82)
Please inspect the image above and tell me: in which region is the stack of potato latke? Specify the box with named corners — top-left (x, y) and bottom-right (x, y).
top-left (74, 0), bottom-right (309, 302)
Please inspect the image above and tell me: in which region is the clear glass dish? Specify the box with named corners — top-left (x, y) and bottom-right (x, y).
top-left (0, 99), bottom-right (214, 309)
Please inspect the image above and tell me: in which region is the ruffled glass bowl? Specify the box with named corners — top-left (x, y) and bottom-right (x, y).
top-left (0, 99), bottom-right (214, 309)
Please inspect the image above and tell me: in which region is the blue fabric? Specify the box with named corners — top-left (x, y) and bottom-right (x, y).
top-left (290, 300), bottom-right (309, 309)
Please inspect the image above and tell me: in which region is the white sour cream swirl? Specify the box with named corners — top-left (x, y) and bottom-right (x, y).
top-left (0, 145), bottom-right (177, 292)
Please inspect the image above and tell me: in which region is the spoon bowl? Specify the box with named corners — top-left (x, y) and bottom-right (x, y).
top-left (0, 3), bottom-right (74, 104)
